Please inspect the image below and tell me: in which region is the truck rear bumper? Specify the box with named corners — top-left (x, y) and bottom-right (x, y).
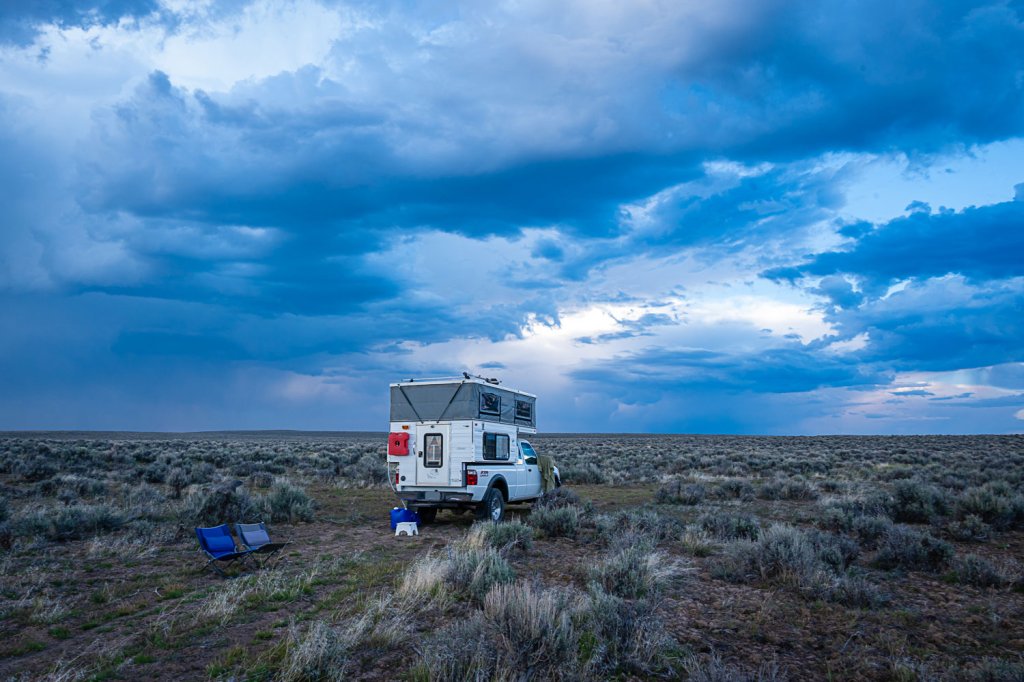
top-left (396, 490), bottom-right (478, 505)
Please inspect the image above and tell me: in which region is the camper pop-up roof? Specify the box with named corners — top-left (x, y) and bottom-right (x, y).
top-left (389, 377), bottom-right (536, 428)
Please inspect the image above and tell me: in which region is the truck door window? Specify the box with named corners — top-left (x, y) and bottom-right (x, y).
top-left (483, 433), bottom-right (510, 460)
top-left (520, 441), bottom-right (538, 465)
top-left (424, 433), bottom-right (443, 467)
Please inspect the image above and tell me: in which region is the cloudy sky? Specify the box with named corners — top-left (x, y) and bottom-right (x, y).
top-left (1, 0), bottom-right (1022, 434)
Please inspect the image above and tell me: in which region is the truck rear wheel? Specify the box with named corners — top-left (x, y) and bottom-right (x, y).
top-left (417, 507), bottom-right (438, 525)
top-left (476, 488), bottom-right (505, 522)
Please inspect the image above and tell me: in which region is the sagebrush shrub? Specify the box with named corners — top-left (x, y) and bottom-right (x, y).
top-left (448, 546), bottom-right (516, 602)
top-left (957, 482), bottom-right (1024, 530)
top-left (947, 514), bottom-right (990, 542)
top-left (589, 545), bottom-right (671, 599)
top-left (656, 480), bottom-right (706, 505)
top-left (891, 479), bottom-right (950, 523)
top-left (180, 484), bottom-right (263, 526)
top-left (167, 468), bottom-right (190, 498)
top-left (17, 456), bottom-right (58, 482)
top-left (265, 480), bottom-right (316, 523)
top-left (582, 587), bottom-right (677, 674)
top-left (560, 464), bottom-right (607, 485)
top-left (757, 477), bottom-right (818, 501)
top-left (850, 514), bottom-right (893, 549)
top-left (528, 506), bottom-right (581, 539)
top-left (10, 504), bottom-right (123, 541)
top-left (423, 583), bottom-right (580, 680)
top-left (534, 487), bottom-right (582, 510)
top-left (249, 471), bottom-right (274, 489)
top-left (698, 512), bottom-right (761, 540)
top-left (873, 526), bottom-right (953, 571)
top-left (949, 554), bottom-right (1007, 588)
top-left (713, 478), bottom-right (755, 501)
top-left (465, 520), bottom-right (533, 552)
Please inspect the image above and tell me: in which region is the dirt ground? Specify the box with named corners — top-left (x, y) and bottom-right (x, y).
top-left (2, 482), bottom-right (1023, 680)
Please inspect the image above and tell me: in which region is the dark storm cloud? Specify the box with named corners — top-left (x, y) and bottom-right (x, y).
top-left (3, 0), bottom-right (1024, 432)
top-left (572, 344), bottom-right (887, 398)
top-left (835, 282), bottom-right (1024, 372)
top-left (769, 198), bottom-right (1024, 293)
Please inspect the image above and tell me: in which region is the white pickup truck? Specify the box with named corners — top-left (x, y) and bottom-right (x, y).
top-left (386, 376), bottom-right (558, 523)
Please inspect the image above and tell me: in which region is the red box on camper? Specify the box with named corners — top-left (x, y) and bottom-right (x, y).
top-left (388, 432), bottom-right (409, 455)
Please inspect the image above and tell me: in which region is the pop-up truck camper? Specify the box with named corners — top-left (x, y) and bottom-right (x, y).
top-left (386, 374), bottom-right (559, 523)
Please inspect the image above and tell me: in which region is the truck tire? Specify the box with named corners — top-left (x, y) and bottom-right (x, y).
top-left (476, 488), bottom-right (505, 522)
top-left (417, 507), bottom-right (438, 525)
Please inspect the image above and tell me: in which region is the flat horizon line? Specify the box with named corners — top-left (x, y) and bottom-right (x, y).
top-left (0, 429), bottom-right (1019, 440)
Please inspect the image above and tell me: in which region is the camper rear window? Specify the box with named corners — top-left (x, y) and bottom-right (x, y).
top-left (483, 433), bottom-right (510, 460)
top-left (424, 433), bottom-right (443, 467)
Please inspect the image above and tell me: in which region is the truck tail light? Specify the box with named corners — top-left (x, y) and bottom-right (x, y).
top-left (394, 470), bottom-right (400, 485)
top-left (466, 469), bottom-right (478, 486)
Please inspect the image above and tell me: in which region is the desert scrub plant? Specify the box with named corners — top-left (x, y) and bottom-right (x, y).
top-left (264, 480), bottom-right (316, 522)
top-left (580, 587), bottom-right (680, 675)
top-left (890, 479), bottom-right (951, 523)
top-left (757, 476), bottom-right (818, 501)
top-left (249, 470), bottom-right (275, 489)
top-left (956, 482), bottom-right (1024, 530)
top-left (166, 467), bottom-right (190, 498)
top-left (10, 503), bottom-right (124, 541)
top-left (179, 482), bottom-right (263, 526)
top-left (946, 553), bottom-right (1009, 588)
top-left (712, 524), bottom-right (878, 606)
top-left (588, 545), bottom-right (679, 599)
top-left (712, 478), bottom-right (756, 501)
top-left (464, 520), bottom-right (533, 552)
top-left (873, 526), bottom-right (953, 572)
top-left (400, 544), bottom-right (516, 605)
top-left (534, 486), bottom-right (583, 509)
top-left (448, 546), bottom-right (516, 602)
top-left (656, 479), bottom-right (707, 505)
top-left (698, 511), bottom-right (761, 540)
top-left (422, 582), bottom-right (581, 681)
top-left (947, 514), bottom-right (991, 541)
top-left (528, 505), bottom-right (581, 539)
top-left (560, 463), bottom-right (607, 485)
top-left (591, 508), bottom-right (682, 550)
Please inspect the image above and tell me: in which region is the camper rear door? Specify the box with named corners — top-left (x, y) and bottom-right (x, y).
top-left (415, 424), bottom-right (454, 486)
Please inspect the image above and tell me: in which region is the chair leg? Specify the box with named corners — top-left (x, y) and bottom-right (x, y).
top-left (205, 558), bottom-right (227, 577)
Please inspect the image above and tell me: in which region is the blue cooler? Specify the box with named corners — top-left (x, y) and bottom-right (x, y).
top-left (390, 507), bottom-right (419, 530)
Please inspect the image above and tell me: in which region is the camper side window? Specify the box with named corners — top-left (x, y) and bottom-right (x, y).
top-left (483, 433), bottom-right (510, 460)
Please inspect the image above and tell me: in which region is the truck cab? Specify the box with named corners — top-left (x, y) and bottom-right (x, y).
top-left (386, 376), bottom-right (557, 522)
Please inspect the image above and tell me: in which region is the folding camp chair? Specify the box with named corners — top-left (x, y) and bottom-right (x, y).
top-left (235, 522), bottom-right (291, 568)
top-left (195, 524), bottom-right (254, 577)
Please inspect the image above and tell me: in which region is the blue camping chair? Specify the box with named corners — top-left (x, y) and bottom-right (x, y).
top-left (195, 524), bottom-right (254, 576)
top-left (235, 522), bottom-right (291, 568)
